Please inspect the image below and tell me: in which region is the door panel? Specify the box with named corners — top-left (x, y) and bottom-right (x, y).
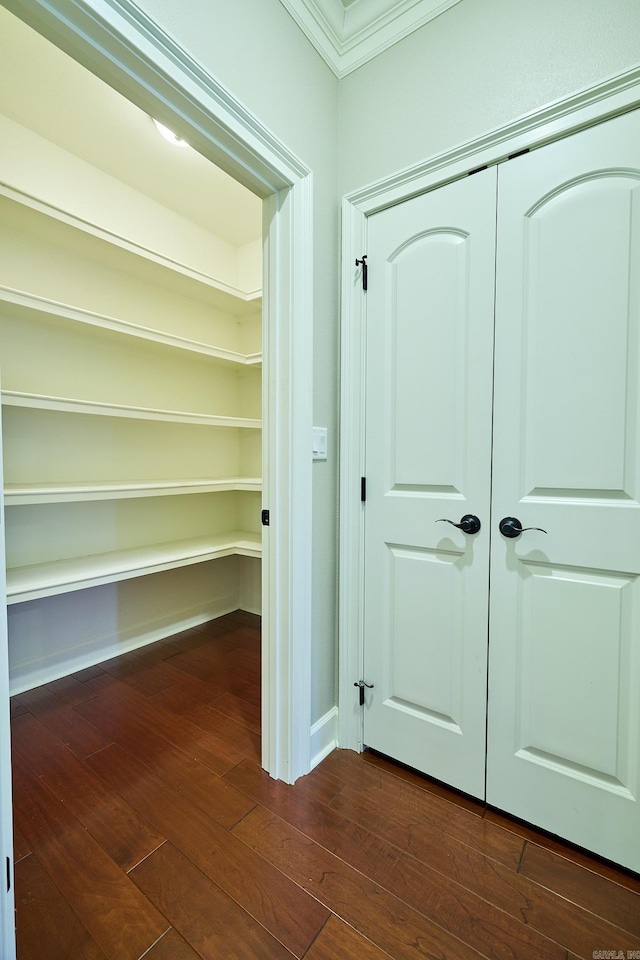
top-left (387, 545), bottom-right (465, 730)
top-left (488, 109), bottom-right (640, 872)
top-left (515, 563), bottom-right (635, 788)
top-left (363, 169), bottom-right (497, 798)
top-left (391, 229), bottom-right (474, 488)
top-left (520, 175), bottom-right (640, 497)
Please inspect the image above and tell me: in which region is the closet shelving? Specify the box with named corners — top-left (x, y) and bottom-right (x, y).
top-left (2, 390), bottom-right (262, 428)
top-left (0, 285), bottom-right (262, 367)
top-left (4, 478), bottom-right (262, 505)
top-left (7, 531), bottom-right (262, 605)
top-left (0, 191), bottom-right (263, 613)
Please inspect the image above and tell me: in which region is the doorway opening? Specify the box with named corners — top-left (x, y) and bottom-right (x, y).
top-left (0, 1), bottom-right (314, 952)
top-left (0, 5), bottom-right (265, 699)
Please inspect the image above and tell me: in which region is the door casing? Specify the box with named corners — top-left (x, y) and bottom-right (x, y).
top-left (339, 64), bottom-right (640, 754)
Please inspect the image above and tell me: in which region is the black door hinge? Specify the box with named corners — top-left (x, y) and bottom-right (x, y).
top-left (361, 477), bottom-right (366, 502)
top-left (6, 856), bottom-right (10, 892)
top-left (261, 509), bottom-right (270, 526)
top-left (355, 255), bottom-right (368, 291)
top-left (354, 679), bottom-right (374, 706)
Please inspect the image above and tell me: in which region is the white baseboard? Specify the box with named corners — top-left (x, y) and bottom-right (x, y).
top-left (9, 594), bottom-right (239, 695)
top-left (239, 595), bottom-right (262, 616)
top-left (238, 555), bottom-right (261, 616)
top-left (309, 705), bottom-right (338, 769)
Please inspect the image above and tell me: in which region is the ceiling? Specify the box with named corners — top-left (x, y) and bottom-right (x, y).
top-left (0, 6), bottom-right (263, 249)
top-left (279, 0), bottom-right (463, 77)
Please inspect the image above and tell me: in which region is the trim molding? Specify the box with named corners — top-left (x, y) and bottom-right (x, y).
top-left (0, 0), bottom-right (314, 794)
top-left (347, 63), bottom-right (640, 213)
top-left (310, 705), bottom-right (339, 768)
top-left (338, 64), bottom-right (640, 753)
top-left (279, 0), bottom-right (463, 78)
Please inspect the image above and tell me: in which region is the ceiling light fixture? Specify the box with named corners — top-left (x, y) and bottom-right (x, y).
top-left (152, 118), bottom-right (189, 147)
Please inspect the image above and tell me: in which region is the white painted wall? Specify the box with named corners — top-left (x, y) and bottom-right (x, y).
top-left (339, 0), bottom-right (640, 195)
top-left (133, 0), bottom-right (341, 721)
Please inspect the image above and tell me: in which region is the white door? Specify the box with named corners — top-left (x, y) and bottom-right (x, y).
top-left (362, 168), bottom-right (497, 798)
top-left (362, 108), bottom-right (640, 872)
top-left (487, 108), bottom-right (640, 872)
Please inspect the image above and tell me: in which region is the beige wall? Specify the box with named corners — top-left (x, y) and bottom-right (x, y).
top-left (339, 0), bottom-right (640, 195)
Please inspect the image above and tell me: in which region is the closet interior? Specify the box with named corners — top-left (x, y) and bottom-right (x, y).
top-left (0, 7), bottom-right (263, 694)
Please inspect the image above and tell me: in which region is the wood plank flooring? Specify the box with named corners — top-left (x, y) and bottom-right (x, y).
top-left (11, 612), bottom-right (640, 959)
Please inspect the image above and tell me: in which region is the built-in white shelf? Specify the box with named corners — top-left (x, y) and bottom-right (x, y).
top-left (4, 477), bottom-right (262, 505)
top-left (6, 530), bottom-right (262, 604)
top-left (0, 287), bottom-right (262, 366)
top-left (1, 182), bottom-right (263, 644)
top-left (2, 185), bottom-right (262, 314)
top-left (1, 391), bottom-right (262, 428)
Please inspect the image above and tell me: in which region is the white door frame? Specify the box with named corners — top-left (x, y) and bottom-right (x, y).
top-left (339, 63), bottom-right (640, 754)
top-left (0, 0), bottom-right (314, 776)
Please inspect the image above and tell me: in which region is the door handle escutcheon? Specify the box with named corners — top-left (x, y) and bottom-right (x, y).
top-left (436, 514), bottom-right (481, 535)
top-left (499, 517), bottom-right (547, 538)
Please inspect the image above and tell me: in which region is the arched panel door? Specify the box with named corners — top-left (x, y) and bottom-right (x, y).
top-left (488, 109), bottom-right (640, 872)
top-left (362, 168), bottom-right (497, 798)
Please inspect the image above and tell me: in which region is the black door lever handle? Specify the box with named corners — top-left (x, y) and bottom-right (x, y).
top-left (499, 517), bottom-right (547, 538)
top-left (436, 515), bottom-right (481, 535)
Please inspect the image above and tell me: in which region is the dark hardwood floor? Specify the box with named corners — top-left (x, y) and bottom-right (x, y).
top-left (10, 612), bottom-right (640, 959)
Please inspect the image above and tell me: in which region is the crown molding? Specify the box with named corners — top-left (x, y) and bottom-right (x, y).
top-left (279, 0), bottom-right (463, 77)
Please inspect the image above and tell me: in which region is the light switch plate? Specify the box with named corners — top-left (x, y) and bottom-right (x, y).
top-left (312, 426), bottom-right (328, 460)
